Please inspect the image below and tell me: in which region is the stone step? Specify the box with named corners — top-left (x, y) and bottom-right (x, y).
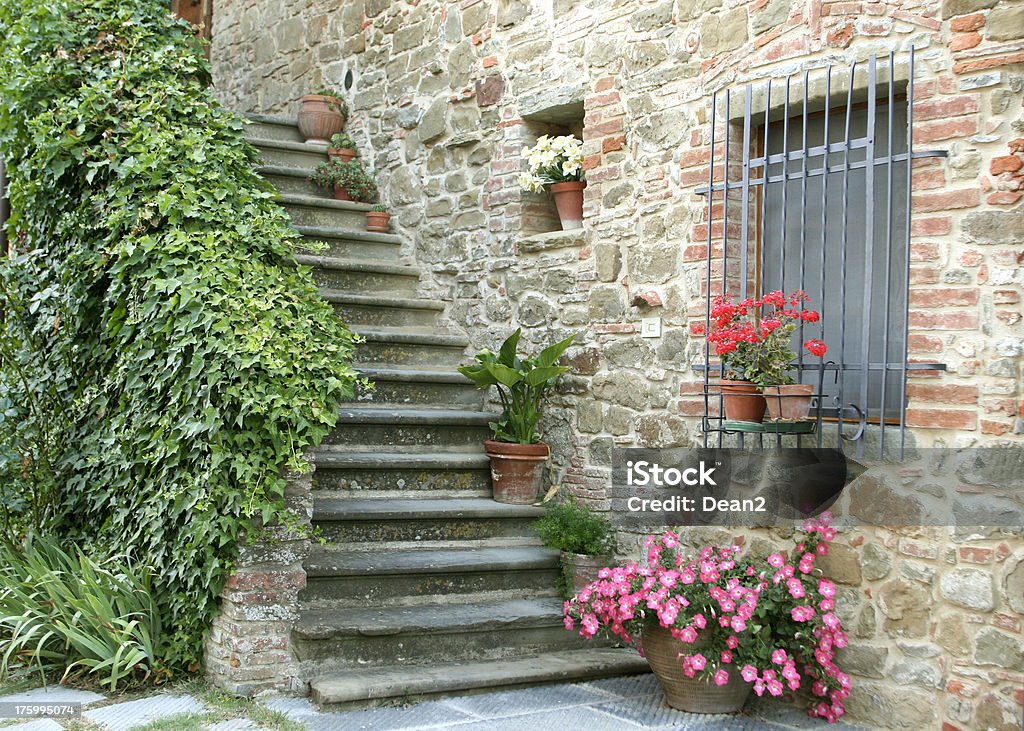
top-left (310, 649), bottom-right (651, 709)
top-left (252, 138), bottom-right (329, 172)
top-left (292, 598), bottom-right (587, 677)
top-left (244, 113), bottom-right (304, 143)
top-left (295, 225), bottom-right (403, 262)
top-left (355, 327), bottom-right (469, 367)
top-left (325, 291), bottom-right (443, 328)
top-left (301, 545), bottom-right (560, 608)
top-left (311, 449), bottom-right (491, 494)
top-left (259, 164), bottom-right (328, 197)
top-left (296, 256), bottom-right (420, 296)
top-left (312, 496), bottom-right (543, 543)
top-left (354, 367), bottom-right (483, 407)
top-left (322, 407), bottom-right (493, 448)
top-left (280, 193), bottom-right (371, 230)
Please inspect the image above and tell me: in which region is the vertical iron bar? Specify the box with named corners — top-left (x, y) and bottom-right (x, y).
top-left (857, 56), bottom-right (878, 460)
top-left (880, 51), bottom-right (895, 457)
top-left (759, 80), bottom-right (772, 297)
top-left (837, 62), bottom-right (857, 448)
top-left (722, 90), bottom-right (731, 449)
top-left (740, 85), bottom-right (752, 300)
top-left (899, 48), bottom-right (915, 459)
top-left (817, 66), bottom-right (832, 448)
top-left (704, 92), bottom-right (717, 450)
top-left (797, 71), bottom-right (810, 448)
top-left (779, 77), bottom-right (791, 292)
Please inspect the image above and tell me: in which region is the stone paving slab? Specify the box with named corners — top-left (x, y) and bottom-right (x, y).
top-left (580, 673), bottom-right (663, 698)
top-left (83, 694), bottom-right (204, 731)
top-left (0, 687), bottom-right (105, 707)
top-left (442, 683), bottom-right (613, 719)
top-left (302, 699), bottom-right (476, 731)
top-left (5, 721), bottom-right (63, 731)
top-left (441, 706), bottom-right (643, 731)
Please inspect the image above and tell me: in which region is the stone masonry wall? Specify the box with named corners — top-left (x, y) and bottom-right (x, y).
top-left (210, 1), bottom-right (1023, 727)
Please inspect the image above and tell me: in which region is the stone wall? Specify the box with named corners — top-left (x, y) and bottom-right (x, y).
top-left (210, 0), bottom-right (1023, 727)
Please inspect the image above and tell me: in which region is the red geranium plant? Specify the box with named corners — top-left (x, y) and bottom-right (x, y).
top-left (563, 514), bottom-right (851, 723)
top-left (702, 290), bottom-right (827, 386)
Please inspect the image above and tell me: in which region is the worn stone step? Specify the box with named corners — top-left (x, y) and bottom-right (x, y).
top-left (355, 328), bottom-right (469, 367)
top-left (258, 164), bottom-right (327, 197)
top-left (293, 598), bottom-right (586, 676)
top-left (322, 407), bottom-right (493, 447)
top-left (252, 138), bottom-right (329, 171)
top-left (323, 291), bottom-right (442, 328)
top-left (310, 649), bottom-right (651, 709)
top-left (312, 496), bottom-right (543, 543)
top-left (295, 225), bottom-right (403, 262)
top-left (296, 256), bottom-right (420, 296)
top-left (244, 113), bottom-right (304, 143)
top-left (301, 545), bottom-right (560, 607)
top-left (311, 449), bottom-right (490, 493)
top-left (354, 367), bottom-right (483, 407)
top-left (280, 193), bottom-right (371, 230)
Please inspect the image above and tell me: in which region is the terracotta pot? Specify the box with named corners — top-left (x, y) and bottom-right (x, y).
top-left (763, 383), bottom-right (814, 421)
top-left (484, 440), bottom-right (549, 505)
top-left (549, 181), bottom-right (586, 230)
top-left (562, 552), bottom-right (610, 595)
top-left (719, 379), bottom-right (766, 423)
top-left (297, 94), bottom-right (345, 144)
top-left (641, 623), bottom-right (752, 713)
top-left (333, 186), bottom-right (353, 202)
top-left (328, 148), bottom-right (357, 163)
top-left (366, 211), bottom-right (391, 233)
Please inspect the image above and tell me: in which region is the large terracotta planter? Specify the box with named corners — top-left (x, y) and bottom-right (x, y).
top-left (641, 623), bottom-right (752, 714)
top-left (484, 440), bottom-right (548, 504)
top-left (763, 383), bottom-right (814, 421)
top-left (333, 186), bottom-right (353, 202)
top-left (297, 94), bottom-right (345, 144)
top-left (719, 379), bottom-right (766, 423)
top-left (549, 181), bottom-right (586, 230)
top-left (563, 552), bottom-right (610, 595)
top-left (366, 211), bottom-right (391, 233)
top-left (328, 148), bottom-right (357, 163)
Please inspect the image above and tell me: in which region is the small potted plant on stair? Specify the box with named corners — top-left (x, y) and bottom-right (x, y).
top-left (458, 328), bottom-right (576, 504)
top-left (366, 203), bottom-right (390, 233)
top-left (309, 158), bottom-right (378, 203)
top-left (519, 134), bottom-right (586, 230)
top-left (533, 497), bottom-right (616, 597)
top-left (327, 132), bottom-right (358, 162)
top-left (297, 89), bottom-right (347, 144)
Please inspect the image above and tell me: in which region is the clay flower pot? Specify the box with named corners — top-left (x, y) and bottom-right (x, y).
top-left (563, 552), bottom-right (609, 595)
top-left (297, 94), bottom-right (345, 144)
top-left (484, 440), bottom-right (549, 504)
top-left (549, 181), bottom-right (586, 230)
top-left (719, 379), bottom-right (766, 423)
top-left (763, 383), bottom-right (814, 421)
top-left (328, 147), bottom-right (357, 163)
top-left (366, 210), bottom-right (391, 233)
top-left (332, 186), bottom-right (353, 202)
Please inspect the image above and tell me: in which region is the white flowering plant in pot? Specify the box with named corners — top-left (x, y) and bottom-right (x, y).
top-left (518, 135), bottom-right (585, 192)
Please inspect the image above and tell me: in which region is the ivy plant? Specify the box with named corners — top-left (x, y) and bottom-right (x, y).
top-left (0, 0), bottom-right (359, 671)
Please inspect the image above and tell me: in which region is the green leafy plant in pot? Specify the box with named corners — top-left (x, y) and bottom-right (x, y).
top-left (458, 329), bottom-right (576, 504)
top-left (327, 132), bottom-right (358, 162)
top-left (309, 158), bottom-right (379, 203)
top-left (533, 498), bottom-right (616, 596)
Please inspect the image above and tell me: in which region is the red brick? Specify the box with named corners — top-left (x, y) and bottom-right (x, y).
top-left (587, 117), bottom-right (624, 136)
top-left (583, 154), bottom-right (602, 171)
top-left (950, 13), bottom-right (984, 31)
top-left (912, 188), bottom-right (980, 212)
top-left (594, 76), bottom-right (616, 92)
top-left (909, 311), bottom-right (979, 330)
top-left (993, 289), bottom-right (1019, 304)
top-left (482, 55), bottom-right (498, 68)
top-left (905, 408), bottom-right (977, 429)
top-left (586, 166), bottom-right (621, 183)
top-left (991, 155), bottom-right (1023, 174)
top-left (992, 249), bottom-right (1024, 266)
top-left (959, 546), bottom-right (993, 563)
top-left (602, 134), bottom-right (626, 153)
top-left (996, 309), bottom-right (1022, 325)
top-left (912, 169), bottom-right (946, 189)
top-left (947, 679), bottom-right (979, 699)
top-left (678, 148), bottom-right (715, 169)
top-left (949, 32), bottom-right (982, 51)
top-left (906, 383), bottom-right (978, 404)
top-left (586, 91), bottom-right (622, 110)
top-left (677, 399), bottom-right (710, 416)
top-left (912, 117), bottom-right (979, 144)
top-left (898, 538), bottom-right (940, 558)
top-left (981, 419), bottom-right (1012, 435)
top-left (910, 266), bottom-right (941, 284)
top-left (982, 398), bottom-right (1015, 415)
top-left (912, 216), bottom-right (952, 236)
top-left (593, 323), bottom-right (636, 334)
top-left (826, 20), bottom-right (855, 47)
top-left (910, 288), bottom-right (979, 307)
top-left (911, 242), bottom-right (941, 262)
top-left (992, 613), bottom-right (1021, 633)
top-left (914, 95), bottom-right (981, 121)
top-left (954, 51), bottom-right (1024, 74)
top-left (908, 333), bottom-right (944, 353)
top-left (987, 191), bottom-right (1023, 205)
top-left (959, 250), bottom-right (984, 266)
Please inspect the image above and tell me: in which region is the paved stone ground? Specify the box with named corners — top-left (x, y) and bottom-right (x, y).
top-left (0, 674), bottom-right (864, 730)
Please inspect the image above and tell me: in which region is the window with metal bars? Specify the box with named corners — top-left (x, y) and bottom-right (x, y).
top-left (697, 51), bottom-right (947, 457)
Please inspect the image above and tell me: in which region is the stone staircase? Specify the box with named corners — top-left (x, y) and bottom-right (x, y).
top-left (243, 114), bottom-right (647, 708)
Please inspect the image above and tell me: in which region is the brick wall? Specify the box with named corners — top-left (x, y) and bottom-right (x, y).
top-left (210, 1), bottom-right (1023, 726)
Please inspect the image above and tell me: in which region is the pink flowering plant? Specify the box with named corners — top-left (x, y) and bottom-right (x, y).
top-left (701, 289), bottom-right (827, 386)
top-left (563, 514), bottom-right (851, 723)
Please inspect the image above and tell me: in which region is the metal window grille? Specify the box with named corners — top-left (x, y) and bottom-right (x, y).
top-left (696, 50), bottom-right (947, 458)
